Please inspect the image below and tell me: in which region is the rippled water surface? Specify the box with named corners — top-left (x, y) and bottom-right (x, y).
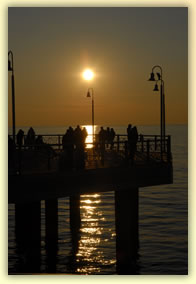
top-left (8, 125), bottom-right (188, 274)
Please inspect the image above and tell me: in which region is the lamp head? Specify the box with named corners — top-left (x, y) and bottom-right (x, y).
top-left (153, 83), bottom-right (159, 92)
top-left (87, 91), bottom-right (91, 98)
top-left (8, 60), bottom-right (12, 71)
top-left (148, 72), bottom-right (155, 81)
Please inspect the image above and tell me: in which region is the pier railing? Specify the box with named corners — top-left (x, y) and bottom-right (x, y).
top-left (12, 133), bottom-right (170, 151)
top-left (8, 134), bottom-right (172, 173)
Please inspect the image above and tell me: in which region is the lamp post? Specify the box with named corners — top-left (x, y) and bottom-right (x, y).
top-left (86, 88), bottom-right (95, 145)
top-left (8, 50), bottom-right (16, 145)
top-left (148, 65), bottom-right (166, 153)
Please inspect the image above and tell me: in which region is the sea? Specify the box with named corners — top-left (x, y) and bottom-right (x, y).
top-left (8, 124), bottom-right (188, 275)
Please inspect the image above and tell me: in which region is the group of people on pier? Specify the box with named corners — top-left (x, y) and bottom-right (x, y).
top-left (8, 127), bottom-right (55, 170)
top-left (60, 125), bottom-right (88, 170)
top-left (60, 125), bottom-right (117, 170)
top-left (8, 124), bottom-right (139, 171)
top-left (9, 127), bottom-right (45, 150)
top-left (97, 127), bottom-right (116, 150)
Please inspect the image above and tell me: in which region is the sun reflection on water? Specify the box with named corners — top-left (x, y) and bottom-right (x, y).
top-left (74, 193), bottom-right (115, 274)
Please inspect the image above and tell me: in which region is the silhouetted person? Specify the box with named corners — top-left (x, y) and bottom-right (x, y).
top-left (74, 125), bottom-right (85, 170)
top-left (16, 129), bottom-right (24, 150)
top-left (82, 127), bottom-right (88, 147)
top-left (61, 127), bottom-right (74, 170)
top-left (26, 127), bottom-right (35, 149)
top-left (68, 126), bottom-right (74, 137)
top-left (98, 127), bottom-right (106, 165)
top-left (98, 127), bottom-right (106, 145)
top-left (74, 125), bottom-right (82, 146)
top-left (129, 126), bottom-right (138, 164)
top-left (35, 135), bottom-right (44, 150)
top-left (106, 127), bottom-right (110, 148)
top-left (127, 124), bottom-right (132, 155)
top-left (127, 124), bottom-right (132, 142)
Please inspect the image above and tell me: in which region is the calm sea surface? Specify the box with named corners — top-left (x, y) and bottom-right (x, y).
top-left (8, 125), bottom-right (188, 274)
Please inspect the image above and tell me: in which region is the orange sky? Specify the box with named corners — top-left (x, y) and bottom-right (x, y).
top-left (8, 7), bottom-right (188, 127)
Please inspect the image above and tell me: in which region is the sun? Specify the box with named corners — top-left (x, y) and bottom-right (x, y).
top-left (82, 69), bottom-right (94, 81)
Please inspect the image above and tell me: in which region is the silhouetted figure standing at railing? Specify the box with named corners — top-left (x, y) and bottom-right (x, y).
top-left (68, 126), bottom-right (74, 137)
top-left (98, 126), bottom-right (106, 165)
top-left (129, 126), bottom-right (138, 165)
top-left (82, 127), bottom-right (88, 147)
top-left (26, 127), bottom-right (35, 149)
top-left (127, 124), bottom-right (132, 143)
top-left (74, 125), bottom-right (85, 170)
top-left (127, 124), bottom-right (132, 157)
top-left (16, 129), bottom-right (24, 150)
top-left (106, 127), bottom-right (110, 148)
top-left (62, 131), bottom-right (67, 151)
top-left (35, 135), bottom-right (44, 150)
top-left (61, 127), bottom-right (74, 170)
top-left (110, 128), bottom-right (116, 150)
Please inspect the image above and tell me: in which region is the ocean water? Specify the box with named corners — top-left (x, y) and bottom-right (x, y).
top-left (8, 125), bottom-right (188, 274)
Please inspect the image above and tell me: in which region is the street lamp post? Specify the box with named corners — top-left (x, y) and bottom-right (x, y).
top-left (148, 65), bottom-right (166, 153)
top-left (8, 50), bottom-right (16, 145)
top-left (87, 88), bottom-right (95, 145)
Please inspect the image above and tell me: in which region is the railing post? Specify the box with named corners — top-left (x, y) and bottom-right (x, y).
top-left (48, 151), bottom-right (51, 171)
top-left (155, 135), bottom-right (157, 151)
top-left (147, 140), bottom-right (150, 161)
top-left (161, 138), bottom-right (163, 161)
top-left (58, 135), bottom-right (60, 150)
top-left (117, 135), bottom-right (120, 152)
top-left (141, 135), bottom-right (144, 152)
top-left (167, 136), bottom-right (171, 162)
top-left (124, 141), bottom-right (128, 165)
top-left (18, 146), bottom-right (22, 175)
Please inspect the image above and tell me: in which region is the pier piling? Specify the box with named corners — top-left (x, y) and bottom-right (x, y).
top-left (70, 194), bottom-right (81, 231)
top-left (115, 187), bottom-right (139, 274)
top-left (15, 201), bottom-right (41, 273)
top-left (45, 199), bottom-right (58, 272)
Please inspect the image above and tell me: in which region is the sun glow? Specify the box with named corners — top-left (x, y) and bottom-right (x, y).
top-left (82, 69), bottom-right (94, 81)
top-left (82, 125), bottom-right (95, 148)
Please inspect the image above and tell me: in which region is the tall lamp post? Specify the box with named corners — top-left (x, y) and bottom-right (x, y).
top-left (82, 68), bottom-right (95, 146)
top-left (8, 50), bottom-right (16, 145)
top-left (87, 88), bottom-right (95, 145)
top-left (148, 65), bottom-right (166, 152)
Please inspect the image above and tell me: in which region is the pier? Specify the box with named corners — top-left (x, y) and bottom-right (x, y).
top-left (8, 133), bottom-right (173, 274)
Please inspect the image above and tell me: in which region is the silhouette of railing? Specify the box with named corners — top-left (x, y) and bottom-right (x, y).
top-left (9, 134), bottom-right (172, 174)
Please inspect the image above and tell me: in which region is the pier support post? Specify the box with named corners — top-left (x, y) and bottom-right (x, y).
top-left (15, 201), bottom-right (41, 273)
top-left (115, 187), bottom-right (139, 274)
top-left (45, 199), bottom-right (58, 273)
top-left (67, 194), bottom-right (81, 272)
top-left (66, 195), bottom-right (81, 271)
top-left (70, 194), bottom-right (81, 231)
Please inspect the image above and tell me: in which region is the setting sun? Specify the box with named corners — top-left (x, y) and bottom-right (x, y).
top-left (82, 69), bottom-right (94, 81)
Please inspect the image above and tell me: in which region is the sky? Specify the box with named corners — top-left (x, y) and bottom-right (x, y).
top-left (8, 7), bottom-right (188, 127)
